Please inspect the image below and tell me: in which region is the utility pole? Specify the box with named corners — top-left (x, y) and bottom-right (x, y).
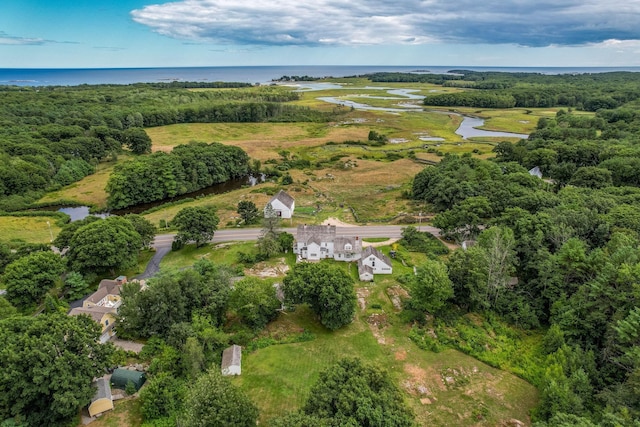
top-left (418, 212), bottom-right (422, 232)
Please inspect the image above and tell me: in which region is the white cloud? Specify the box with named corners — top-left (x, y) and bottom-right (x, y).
top-left (0, 32), bottom-right (45, 45)
top-left (131, 0), bottom-right (640, 47)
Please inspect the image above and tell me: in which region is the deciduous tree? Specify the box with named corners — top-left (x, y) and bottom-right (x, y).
top-left (172, 206), bottom-right (219, 248)
top-left (283, 263), bottom-right (356, 330)
top-left (0, 313), bottom-right (114, 426)
top-left (181, 369), bottom-right (258, 427)
top-left (3, 251), bottom-right (65, 308)
top-left (229, 277), bottom-right (281, 329)
top-left (67, 217), bottom-right (142, 275)
top-left (303, 358), bottom-right (414, 427)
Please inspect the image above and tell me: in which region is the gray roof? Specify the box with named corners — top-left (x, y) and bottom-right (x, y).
top-left (357, 259), bottom-right (374, 277)
top-left (296, 225), bottom-right (336, 245)
top-left (69, 306), bottom-right (114, 323)
top-left (529, 166), bottom-right (543, 178)
top-left (362, 246), bottom-right (392, 266)
top-left (92, 377), bottom-right (112, 403)
top-left (334, 236), bottom-right (362, 254)
top-left (270, 190), bottom-right (295, 209)
top-left (222, 345), bottom-right (242, 368)
top-left (85, 279), bottom-right (123, 305)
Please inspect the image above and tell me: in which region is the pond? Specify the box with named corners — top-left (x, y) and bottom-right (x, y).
top-left (59, 174), bottom-right (265, 220)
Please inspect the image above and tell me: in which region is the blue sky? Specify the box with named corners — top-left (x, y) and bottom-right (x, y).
top-left (2, 0), bottom-right (640, 68)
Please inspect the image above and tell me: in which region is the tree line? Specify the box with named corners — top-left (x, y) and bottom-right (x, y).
top-left (106, 142), bottom-right (249, 209)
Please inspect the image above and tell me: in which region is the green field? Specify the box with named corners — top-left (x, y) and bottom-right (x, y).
top-left (0, 216), bottom-right (62, 244)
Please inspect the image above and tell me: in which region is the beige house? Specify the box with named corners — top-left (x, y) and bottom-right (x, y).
top-left (68, 276), bottom-right (127, 343)
top-left (69, 306), bottom-right (117, 343)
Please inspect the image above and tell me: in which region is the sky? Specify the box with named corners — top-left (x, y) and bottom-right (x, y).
top-left (2, 0), bottom-right (640, 68)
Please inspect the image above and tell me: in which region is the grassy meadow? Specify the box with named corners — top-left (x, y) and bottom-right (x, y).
top-left (0, 216), bottom-right (62, 244)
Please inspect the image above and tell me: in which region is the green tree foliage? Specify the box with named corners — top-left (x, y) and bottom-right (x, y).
top-left (118, 262), bottom-right (231, 338)
top-left (405, 259), bottom-right (454, 315)
top-left (181, 369), bottom-right (258, 427)
top-left (3, 251), bottom-right (65, 308)
top-left (125, 214), bottom-right (157, 248)
top-left (106, 143), bottom-right (249, 209)
top-left (229, 277), bottom-right (281, 330)
top-left (139, 373), bottom-right (185, 423)
top-left (122, 127), bottom-right (152, 154)
top-left (0, 313), bottom-right (114, 426)
top-left (63, 271), bottom-right (91, 301)
top-left (171, 206), bottom-right (219, 248)
top-left (283, 263), bottom-right (356, 330)
top-left (67, 216), bottom-right (142, 275)
top-left (302, 358), bottom-right (414, 427)
top-left (236, 200), bottom-right (259, 225)
top-left (0, 297), bottom-right (17, 320)
top-left (433, 196), bottom-right (493, 241)
top-left (52, 215), bottom-right (101, 249)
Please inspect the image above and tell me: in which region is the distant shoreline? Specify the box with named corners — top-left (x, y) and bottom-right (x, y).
top-left (2, 65), bottom-right (639, 87)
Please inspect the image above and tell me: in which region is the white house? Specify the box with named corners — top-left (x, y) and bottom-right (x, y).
top-left (221, 345), bottom-right (242, 376)
top-left (359, 246), bottom-right (393, 275)
top-left (358, 262), bottom-right (375, 282)
top-left (265, 190), bottom-right (295, 219)
top-left (294, 225), bottom-right (364, 262)
top-left (294, 225), bottom-right (336, 261)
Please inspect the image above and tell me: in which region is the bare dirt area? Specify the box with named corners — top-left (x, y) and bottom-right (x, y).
top-left (387, 285), bottom-right (409, 311)
top-left (245, 257), bottom-right (290, 278)
top-left (367, 312), bottom-right (391, 345)
top-left (321, 217), bottom-right (357, 227)
top-left (356, 287), bottom-right (370, 310)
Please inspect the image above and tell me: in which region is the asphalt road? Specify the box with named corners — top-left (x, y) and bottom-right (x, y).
top-left (151, 225), bottom-right (442, 249)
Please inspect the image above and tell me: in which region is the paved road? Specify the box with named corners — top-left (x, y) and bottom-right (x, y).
top-left (142, 225), bottom-right (442, 279)
top-left (151, 225), bottom-right (442, 249)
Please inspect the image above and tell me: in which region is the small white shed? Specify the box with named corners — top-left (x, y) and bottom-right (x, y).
top-left (221, 345), bottom-right (242, 376)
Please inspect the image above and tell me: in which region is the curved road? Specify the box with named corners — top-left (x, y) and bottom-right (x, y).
top-left (137, 224), bottom-right (442, 279)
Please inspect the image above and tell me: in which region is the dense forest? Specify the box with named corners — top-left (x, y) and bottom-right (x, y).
top-left (411, 101), bottom-right (640, 424)
top-left (0, 83), bottom-right (337, 209)
top-left (422, 71), bottom-right (640, 110)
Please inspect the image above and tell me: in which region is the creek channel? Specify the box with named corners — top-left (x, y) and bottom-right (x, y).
top-left (301, 83), bottom-right (529, 140)
top-left (58, 174), bottom-right (264, 221)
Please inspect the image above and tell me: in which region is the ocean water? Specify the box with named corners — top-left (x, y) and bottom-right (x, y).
top-left (1, 65), bottom-right (639, 87)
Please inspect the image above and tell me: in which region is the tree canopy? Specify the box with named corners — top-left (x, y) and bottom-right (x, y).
top-left (181, 369), bottom-right (259, 427)
top-left (172, 206), bottom-right (219, 248)
top-left (3, 251), bottom-right (65, 309)
top-left (283, 262), bottom-right (356, 330)
top-left (302, 358), bottom-right (415, 427)
top-left (0, 313), bottom-right (114, 426)
top-left (67, 216), bottom-right (142, 275)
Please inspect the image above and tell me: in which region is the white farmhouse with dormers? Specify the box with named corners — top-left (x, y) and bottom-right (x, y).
top-left (264, 190), bottom-right (295, 219)
top-left (294, 225), bottom-right (337, 261)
